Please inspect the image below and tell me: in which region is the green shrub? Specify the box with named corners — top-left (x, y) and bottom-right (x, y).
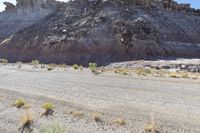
top-left (47, 65), bottom-right (54, 71)
top-left (0, 59), bottom-right (8, 65)
top-left (31, 60), bottom-right (40, 68)
top-left (89, 62), bottom-right (100, 74)
top-left (89, 62), bottom-right (97, 70)
top-left (42, 102), bottom-right (54, 110)
top-left (73, 64), bottom-right (79, 69)
top-left (13, 99), bottom-right (25, 108)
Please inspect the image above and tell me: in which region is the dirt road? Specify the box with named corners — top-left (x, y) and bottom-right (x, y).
top-left (0, 64), bottom-right (200, 132)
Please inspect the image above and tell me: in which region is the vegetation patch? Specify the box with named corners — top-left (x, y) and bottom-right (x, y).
top-left (31, 60), bottom-right (40, 68)
top-left (136, 68), bottom-right (152, 76)
top-left (144, 122), bottom-right (160, 133)
top-left (47, 65), bottom-right (54, 71)
top-left (114, 68), bottom-right (129, 75)
top-left (89, 62), bottom-right (102, 75)
top-left (73, 64), bottom-right (79, 69)
top-left (69, 110), bottom-right (84, 118)
top-left (19, 110), bottom-right (34, 133)
top-left (113, 118), bottom-right (126, 126)
top-left (41, 102), bottom-right (55, 117)
top-left (168, 72), bottom-right (180, 78)
top-left (13, 98), bottom-right (26, 108)
top-left (0, 58), bottom-right (8, 65)
top-left (92, 112), bottom-right (102, 122)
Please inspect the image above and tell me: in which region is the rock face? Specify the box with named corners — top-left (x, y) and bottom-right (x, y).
top-left (3, 2), bottom-right (16, 11)
top-left (0, 0), bottom-right (59, 37)
top-left (0, 0), bottom-right (200, 65)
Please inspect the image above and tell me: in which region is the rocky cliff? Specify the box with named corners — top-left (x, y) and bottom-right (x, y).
top-left (0, 0), bottom-right (59, 38)
top-left (0, 0), bottom-right (200, 65)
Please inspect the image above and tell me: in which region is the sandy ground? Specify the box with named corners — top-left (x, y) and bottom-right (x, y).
top-left (0, 63), bottom-right (200, 133)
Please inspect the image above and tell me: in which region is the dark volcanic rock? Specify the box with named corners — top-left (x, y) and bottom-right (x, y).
top-left (0, 0), bottom-right (200, 65)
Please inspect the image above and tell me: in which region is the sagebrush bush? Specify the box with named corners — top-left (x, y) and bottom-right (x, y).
top-left (41, 102), bottom-right (55, 117)
top-left (31, 60), bottom-right (40, 68)
top-left (13, 99), bottom-right (25, 108)
top-left (73, 64), bottom-right (79, 69)
top-left (42, 102), bottom-right (54, 110)
top-left (0, 58), bottom-right (8, 65)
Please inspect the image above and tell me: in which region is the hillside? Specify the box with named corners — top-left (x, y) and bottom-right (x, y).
top-left (0, 0), bottom-right (200, 65)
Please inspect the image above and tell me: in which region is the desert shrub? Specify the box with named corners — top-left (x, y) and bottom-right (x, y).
top-left (0, 58), bottom-right (8, 65)
top-left (180, 73), bottom-right (189, 78)
top-left (73, 64), bottom-right (79, 69)
top-left (13, 99), bottom-right (25, 108)
top-left (92, 112), bottom-right (102, 122)
top-left (89, 62), bottom-right (97, 70)
top-left (41, 102), bottom-right (54, 117)
top-left (31, 60), bottom-right (40, 68)
top-left (89, 62), bottom-right (101, 74)
top-left (19, 110), bottom-right (34, 133)
top-left (137, 68), bottom-right (152, 76)
top-left (145, 113), bottom-right (160, 133)
top-left (69, 110), bottom-right (84, 118)
top-left (144, 122), bottom-right (159, 133)
top-left (169, 72), bottom-right (180, 78)
top-left (114, 68), bottom-right (129, 75)
top-left (113, 118), bottom-right (126, 126)
top-left (47, 65), bottom-right (54, 71)
top-left (42, 102), bottom-right (54, 110)
top-left (40, 124), bottom-right (67, 133)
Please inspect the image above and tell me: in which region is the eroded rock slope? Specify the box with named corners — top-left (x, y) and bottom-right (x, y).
top-left (0, 0), bottom-right (200, 65)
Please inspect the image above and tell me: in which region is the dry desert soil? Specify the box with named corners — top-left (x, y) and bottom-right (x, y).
top-left (0, 63), bottom-right (200, 133)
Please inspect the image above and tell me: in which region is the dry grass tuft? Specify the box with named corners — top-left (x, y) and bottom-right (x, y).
top-left (113, 118), bottom-right (126, 126)
top-left (69, 110), bottom-right (84, 118)
top-left (144, 113), bottom-right (160, 133)
top-left (47, 65), bottom-right (54, 71)
top-left (19, 110), bottom-right (34, 133)
top-left (13, 99), bottom-right (25, 108)
top-left (168, 72), bottom-right (180, 78)
top-left (136, 68), bottom-right (152, 76)
top-left (92, 112), bottom-right (102, 122)
top-left (144, 122), bottom-right (159, 133)
top-left (89, 62), bottom-right (102, 75)
top-left (114, 68), bottom-right (129, 75)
